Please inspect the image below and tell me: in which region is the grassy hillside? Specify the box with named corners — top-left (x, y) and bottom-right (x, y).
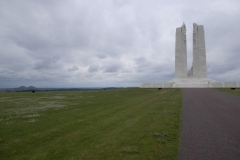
top-left (0, 88), bottom-right (182, 159)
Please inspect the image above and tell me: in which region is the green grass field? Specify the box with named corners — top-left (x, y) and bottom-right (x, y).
top-left (0, 88), bottom-right (182, 159)
top-left (214, 88), bottom-right (240, 96)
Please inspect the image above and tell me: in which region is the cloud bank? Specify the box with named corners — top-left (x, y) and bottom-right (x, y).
top-left (0, 0), bottom-right (240, 87)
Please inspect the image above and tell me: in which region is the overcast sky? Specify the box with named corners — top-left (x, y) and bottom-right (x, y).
top-left (0, 0), bottom-right (240, 88)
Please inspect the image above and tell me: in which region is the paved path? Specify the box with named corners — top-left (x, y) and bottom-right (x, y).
top-left (179, 89), bottom-right (240, 160)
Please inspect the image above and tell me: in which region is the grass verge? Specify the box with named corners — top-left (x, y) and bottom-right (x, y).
top-left (213, 88), bottom-right (240, 96)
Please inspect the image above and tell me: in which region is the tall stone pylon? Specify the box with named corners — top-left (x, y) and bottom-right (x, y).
top-left (192, 23), bottom-right (207, 78)
top-left (175, 23), bottom-right (187, 78)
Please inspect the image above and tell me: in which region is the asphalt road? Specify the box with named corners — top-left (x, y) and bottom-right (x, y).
top-left (179, 89), bottom-right (240, 160)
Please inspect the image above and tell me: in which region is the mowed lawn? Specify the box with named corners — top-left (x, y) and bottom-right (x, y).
top-left (0, 88), bottom-right (182, 159)
top-left (215, 88), bottom-right (240, 96)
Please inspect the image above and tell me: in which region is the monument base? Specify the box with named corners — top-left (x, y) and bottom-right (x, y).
top-left (141, 78), bottom-right (240, 88)
top-left (168, 78), bottom-right (217, 88)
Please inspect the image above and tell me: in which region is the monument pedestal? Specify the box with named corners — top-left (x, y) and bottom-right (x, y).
top-left (140, 80), bottom-right (240, 88)
top-left (168, 78), bottom-right (217, 88)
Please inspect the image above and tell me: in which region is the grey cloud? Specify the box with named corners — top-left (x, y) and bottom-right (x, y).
top-left (35, 60), bottom-right (54, 70)
top-left (134, 57), bottom-right (148, 64)
top-left (103, 65), bottom-right (121, 73)
top-left (88, 64), bottom-right (100, 72)
top-left (0, 0), bottom-right (240, 87)
top-left (68, 65), bottom-right (79, 72)
top-left (96, 54), bottom-right (107, 59)
top-left (133, 57), bottom-right (152, 72)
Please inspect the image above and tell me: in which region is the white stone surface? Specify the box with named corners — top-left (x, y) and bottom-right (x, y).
top-left (211, 82), bottom-right (222, 88)
top-left (163, 82), bottom-right (173, 88)
top-left (140, 81), bottom-right (240, 88)
top-left (175, 23), bottom-right (187, 78)
top-left (237, 82), bottom-right (240, 87)
top-left (168, 78), bottom-right (217, 88)
top-left (141, 83), bottom-right (152, 88)
top-left (225, 82), bottom-right (236, 88)
top-left (140, 82), bottom-right (173, 88)
top-left (152, 83), bottom-right (163, 88)
top-left (191, 23), bottom-right (207, 78)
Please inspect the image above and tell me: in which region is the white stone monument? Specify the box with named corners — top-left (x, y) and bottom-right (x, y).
top-left (169, 23), bottom-right (216, 88)
top-left (175, 23), bottom-right (187, 78)
top-left (141, 23), bottom-right (239, 88)
top-left (191, 23), bottom-right (207, 78)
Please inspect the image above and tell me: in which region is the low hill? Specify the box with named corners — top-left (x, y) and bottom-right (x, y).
top-left (15, 86), bottom-right (37, 91)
